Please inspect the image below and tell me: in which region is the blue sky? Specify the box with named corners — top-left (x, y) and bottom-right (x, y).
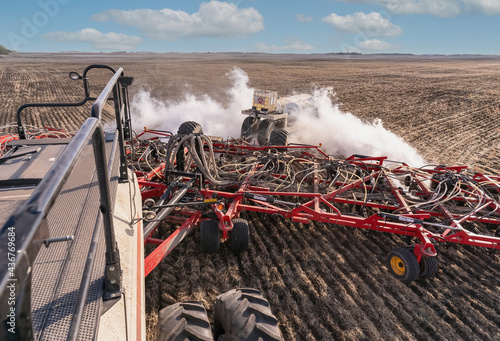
top-left (1, 0), bottom-right (500, 54)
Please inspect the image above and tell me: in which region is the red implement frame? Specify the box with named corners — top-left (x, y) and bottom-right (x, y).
top-left (136, 135), bottom-right (500, 276)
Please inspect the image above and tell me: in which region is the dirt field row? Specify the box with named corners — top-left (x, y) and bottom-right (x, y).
top-left (1, 53), bottom-right (499, 340)
top-left (147, 212), bottom-right (499, 341)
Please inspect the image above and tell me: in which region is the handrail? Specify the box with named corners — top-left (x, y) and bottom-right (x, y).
top-left (68, 126), bottom-right (120, 341)
top-left (0, 118), bottom-right (114, 340)
top-left (16, 65), bottom-right (117, 140)
top-left (0, 65), bottom-right (132, 340)
top-left (90, 67), bottom-right (122, 119)
top-left (89, 67), bottom-right (130, 182)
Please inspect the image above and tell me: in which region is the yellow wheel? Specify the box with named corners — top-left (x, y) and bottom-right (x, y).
top-left (387, 248), bottom-right (420, 284)
top-left (390, 255), bottom-right (406, 276)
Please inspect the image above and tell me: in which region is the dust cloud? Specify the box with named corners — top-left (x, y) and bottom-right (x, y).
top-left (131, 68), bottom-right (424, 165)
top-left (131, 67), bottom-right (253, 139)
top-left (291, 87), bottom-right (425, 165)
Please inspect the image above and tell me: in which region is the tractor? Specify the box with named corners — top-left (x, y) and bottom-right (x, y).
top-left (240, 90), bottom-right (313, 146)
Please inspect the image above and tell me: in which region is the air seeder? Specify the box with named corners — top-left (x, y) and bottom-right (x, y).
top-left (0, 65), bottom-right (499, 340)
top-left (240, 90), bottom-right (313, 146)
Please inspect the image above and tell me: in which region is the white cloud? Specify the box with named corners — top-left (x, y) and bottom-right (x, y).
top-left (322, 12), bottom-right (402, 37)
top-left (92, 1), bottom-right (264, 40)
top-left (378, 0), bottom-right (461, 17)
top-left (462, 0), bottom-right (500, 14)
top-left (43, 28), bottom-right (142, 50)
top-left (358, 38), bottom-right (399, 50)
top-left (254, 37), bottom-right (314, 52)
top-left (295, 14), bottom-right (314, 23)
top-left (337, 0), bottom-right (500, 17)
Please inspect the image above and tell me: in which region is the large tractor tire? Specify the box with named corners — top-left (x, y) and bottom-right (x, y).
top-left (387, 247), bottom-right (420, 284)
top-left (257, 119), bottom-right (275, 145)
top-left (178, 121), bottom-right (203, 135)
top-left (200, 220), bottom-right (221, 253)
top-left (269, 129), bottom-right (288, 146)
top-left (158, 301), bottom-right (213, 341)
top-left (230, 219), bottom-right (249, 254)
top-left (241, 116), bottom-right (259, 142)
top-left (176, 121), bottom-right (203, 172)
top-left (214, 288), bottom-right (283, 341)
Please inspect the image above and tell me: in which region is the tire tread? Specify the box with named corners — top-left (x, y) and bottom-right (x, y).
top-left (201, 220), bottom-right (220, 253)
top-left (257, 119), bottom-right (275, 145)
top-left (230, 219), bottom-right (249, 254)
top-left (214, 288), bottom-right (283, 341)
top-left (269, 129), bottom-right (288, 146)
top-left (158, 301), bottom-right (213, 341)
top-left (178, 121), bottom-right (203, 135)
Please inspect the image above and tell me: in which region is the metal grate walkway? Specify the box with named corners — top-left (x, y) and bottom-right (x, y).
top-left (30, 139), bottom-right (120, 341)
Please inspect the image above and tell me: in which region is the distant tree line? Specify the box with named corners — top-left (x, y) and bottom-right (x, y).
top-left (0, 44), bottom-right (12, 55)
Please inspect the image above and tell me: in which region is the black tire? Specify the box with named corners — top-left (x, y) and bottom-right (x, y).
top-left (230, 219), bottom-right (249, 254)
top-left (241, 116), bottom-right (259, 141)
top-left (269, 129), bottom-right (288, 146)
top-left (404, 175), bottom-right (412, 187)
top-left (274, 118), bottom-right (286, 129)
top-left (158, 301), bottom-right (213, 341)
top-left (200, 220), bottom-right (220, 253)
top-left (257, 119), bottom-right (275, 145)
top-left (214, 288), bottom-right (283, 341)
top-left (178, 121), bottom-right (203, 135)
top-left (419, 256), bottom-right (439, 279)
top-left (177, 121), bottom-right (203, 172)
top-left (387, 247), bottom-right (420, 284)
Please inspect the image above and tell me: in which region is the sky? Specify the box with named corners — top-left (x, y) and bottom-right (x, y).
top-left (1, 0), bottom-right (500, 55)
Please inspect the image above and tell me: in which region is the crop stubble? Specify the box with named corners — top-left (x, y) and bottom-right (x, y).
top-left (0, 53), bottom-right (499, 340)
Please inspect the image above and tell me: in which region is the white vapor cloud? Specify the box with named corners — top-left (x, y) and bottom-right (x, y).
top-left (358, 39), bottom-right (399, 50)
top-left (337, 0), bottom-right (500, 17)
top-left (91, 1), bottom-right (264, 40)
top-left (254, 37), bottom-right (314, 52)
top-left (43, 28), bottom-right (142, 50)
top-left (295, 14), bottom-right (314, 22)
top-left (322, 12), bottom-right (402, 37)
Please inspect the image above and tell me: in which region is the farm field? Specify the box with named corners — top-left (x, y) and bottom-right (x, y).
top-left (0, 53), bottom-right (499, 340)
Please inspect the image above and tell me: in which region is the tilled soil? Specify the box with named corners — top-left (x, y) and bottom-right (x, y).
top-left (1, 53), bottom-right (499, 340)
top-left (147, 212), bottom-right (499, 341)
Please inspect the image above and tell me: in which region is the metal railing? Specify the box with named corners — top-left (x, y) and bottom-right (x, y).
top-left (0, 65), bottom-right (133, 340)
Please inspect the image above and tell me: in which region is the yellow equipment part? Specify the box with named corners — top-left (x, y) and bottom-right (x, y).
top-left (253, 90), bottom-right (278, 112)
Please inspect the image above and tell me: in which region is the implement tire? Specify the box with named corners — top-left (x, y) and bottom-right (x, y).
top-left (158, 301), bottom-right (213, 341)
top-left (230, 218), bottom-right (249, 254)
top-left (178, 121), bottom-right (203, 135)
top-left (200, 220), bottom-right (220, 254)
top-left (214, 288), bottom-right (283, 341)
top-left (387, 247), bottom-right (420, 284)
top-left (419, 256), bottom-right (439, 279)
top-left (257, 119), bottom-right (275, 145)
top-left (269, 129), bottom-right (288, 146)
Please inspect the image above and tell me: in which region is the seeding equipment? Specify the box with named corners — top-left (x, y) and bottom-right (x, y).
top-left (240, 90), bottom-right (313, 146)
top-left (0, 65), bottom-right (499, 340)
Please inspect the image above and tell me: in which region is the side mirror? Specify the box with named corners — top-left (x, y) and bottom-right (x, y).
top-left (69, 71), bottom-right (81, 80)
